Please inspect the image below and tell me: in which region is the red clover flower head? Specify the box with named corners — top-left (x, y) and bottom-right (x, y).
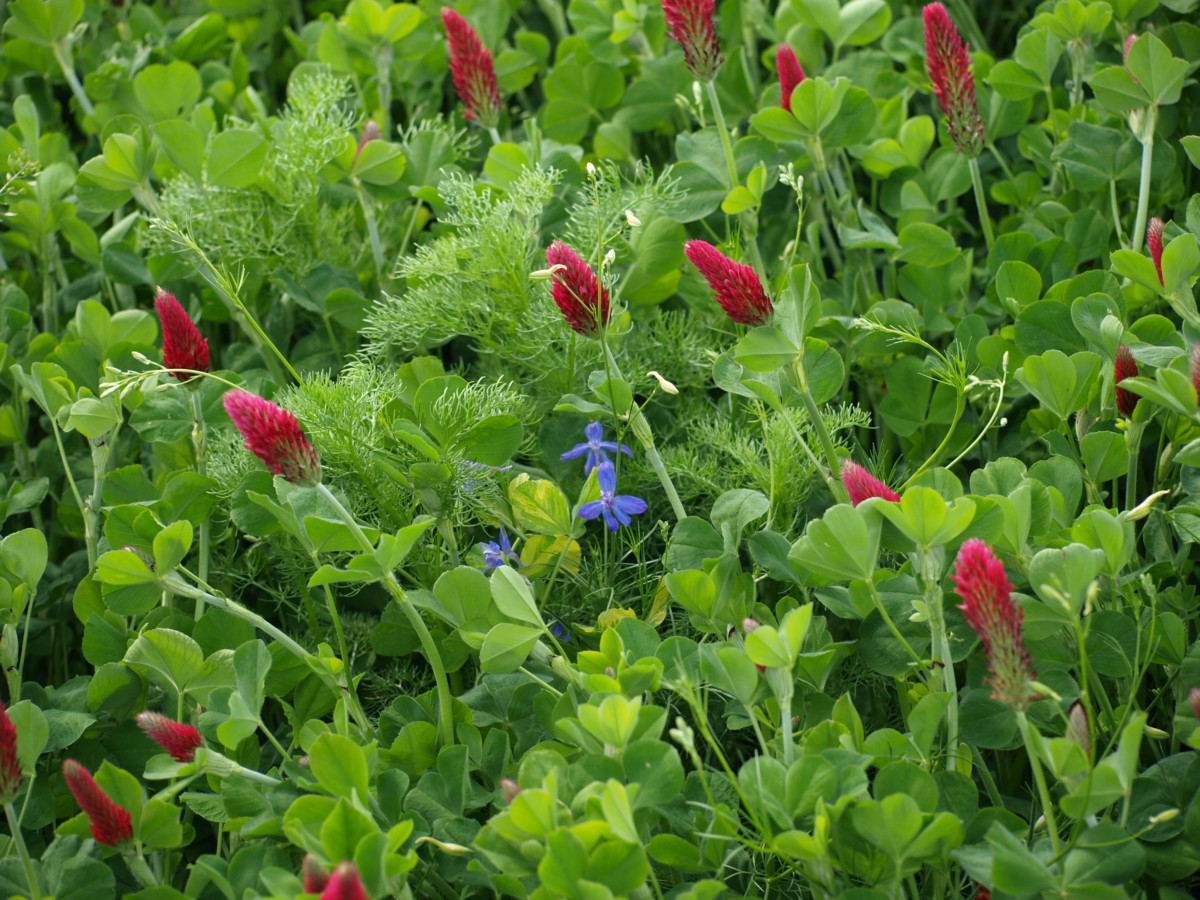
top-left (302, 854), bottom-right (330, 894)
top-left (321, 862), bottom-right (369, 900)
top-left (922, 3), bottom-right (984, 158)
top-left (776, 45), bottom-right (805, 114)
top-left (952, 539), bottom-right (1036, 711)
top-left (1147, 218), bottom-right (1164, 285)
top-left (1190, 343), bottom-right (1200, 404)
top-left (441, 9), bottom-right (502, 129)
top-left (0, 703), bottom-right (20, 800)
top-left (841, 461), bottom-right (902, 506)
top-left (546, 241), bottom-right (610, 336)
top-left (62, 759), bottom-right (134, 847)
top-left (1114, 345), bottom-right (1139, 419)
top-left (223, 391), bottom-right (322, 487)
top-left (136, 711), bottom-right (203, 763)
top-left (684, 240), bottom-right (773, 325)
top-left (662, 0), bottom-right (722, 83)
top-left (155, 288), bottom-right (209, 381)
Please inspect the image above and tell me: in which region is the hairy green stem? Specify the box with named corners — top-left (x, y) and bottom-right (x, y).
top-left (790, 360), bottom-right (849, 503)
top-left (918, 547), bottom-right (960, 767)
top-left (5, 802), bottom-right (43, 900)
top-left (1015, 711), bottom-right (1062, 858)
top-left (51, 41), bottom-right (95, 118)
top-left (190, 391), bottom-right (210, 620)
top-left (703, 81), bottom-right (766, 281)
top-left (355, 179), bottom-right (386, 285)
top-left (1131, 107), bottom-right (1156, 256)
top-left (967, 157), bottom-right (995, 251)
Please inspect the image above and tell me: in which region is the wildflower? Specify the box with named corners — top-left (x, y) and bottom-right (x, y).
top-left (302, 854), bottom-right (330, 894)
top-left (951, 539), bottom-right (1037, 712)
top-left (441, 9), bottom-right (501, 129)
top-left (1066, 701), bottom-right (1090, 756)
top-left (1114, 345), bottom-right (1139, 418)
top-left (922, 3), bottom-right (984, 157)
top-left (352, 120), bottom-right (381, 167)
top-left (684, 240), bottom-right (773, 325)
top-left (1190, 344), bottom-right (1200, 403)
top-left (0, 703), bottom-right (20, 801)
top-left (1147, 218), bottom-right (1164, 285)
top-left (577, 461), bottom-right (648, 532)
top-left (62, 759), bottom-right (134, 846)
top-left (481, 528), bottom-right (519, 574)
top-left (841, 461), bottom-right (902, 505)
top-left (321, 862), bottom-right (369, 900)
top-left (136, 711), bottom-right (203, 763)
top-left (155, 288), bottom-right (209, 381)
top-left (549, 620), bottom-right (571, 643)
top-left (546, 242), bottom-right (610, 335)
top-left (223, 391), bottom-right (322, 487)
top-left (624, 210), bottom-right (642, 228)
top-left (662, 0), bottom-right (722, 83)
top-left (560, 421), bottom-right (633, 476)
top-left (776, 45), bottom-right (805, 114)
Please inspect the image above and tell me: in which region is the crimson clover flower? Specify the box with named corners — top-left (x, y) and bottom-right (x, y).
top-left (1066, 701), bottom-right (1090, 756)
top-left (321, 862), bottom-right (369, 900)
top-left (1190, 343), bottom-right (1200, 404)
top-left (546, 241), bottom-right (610, 335)
top-left (155, 288), bottom-right (209, 381)
top-left (62, 759), bottom-right (134, 847)
top-left (577, 461), bottom-right (647, 532)
top-left (662, 0), bottom-right (722, 83)
top-left (352, 120), bottom-right (381, 168)
top-left (136, 711), bottom-right (203, 763)
top-left (923, 3), bottom-right (984, 158)
top-left (303, 854), bottom-right (330, 894)
top-left (441, 9), bottom-right (501, 129)
top-left (0, 702), bottom-right (21, 802)
top-left (481, 528), bottom-right (519, 574)
top-left (560, 421), bottom-right (633, 476)
top-left (841, 461), bottom-right (901, 505)
top-left (1114, 345), bottom-right (1140, 419)
top-left (777, 45), bottom-right (805, 114)
top-left (223, 390), bottom-right (322, 487)
top-left (1189, 687), bottom-right (1200, 722)
top-left (684, 240), bottom-right (773, 325)
top-left (1147, 218), bottom-right (1164, 285)
top-left (952, 539), bottom-right (1036, 712)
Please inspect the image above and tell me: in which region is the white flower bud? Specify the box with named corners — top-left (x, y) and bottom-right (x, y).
top-left (586, 161), bottom-right (597, 179)
top-left (602, 248), bottom-right (616, 267)
top-left (624, 209), bottom-right (641, 227)
top-left (647, 370), bottom-right (678, 395)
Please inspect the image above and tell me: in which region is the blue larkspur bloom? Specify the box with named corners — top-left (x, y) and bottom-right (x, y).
top-left (560, 421), bottom-right (633, 476)
top-left (577, 461), bottom-right (647, 532)
top-left (481, 528), bottom-right (519, 573)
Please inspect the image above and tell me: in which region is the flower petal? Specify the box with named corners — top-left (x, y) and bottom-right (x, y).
top-left (596, 461), bottom-right (617, 494)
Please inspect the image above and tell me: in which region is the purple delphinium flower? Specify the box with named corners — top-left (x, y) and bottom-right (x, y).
top-left (481, 528), bottom-right (519, 573)
top-left (560, 422), bottom-right (633, 476)
top-left (577, 461), bottom-right (647, 532)
top-left (549, 621), bottom-right (571, 643)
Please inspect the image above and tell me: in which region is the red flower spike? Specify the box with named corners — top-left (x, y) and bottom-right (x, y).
top-left (776, 45), bottom-right (805, 114)
top-left (441, 9), bottom-right (501, 129)
top-left (841, 461), bottom-right (902, 506)
top-left (922, 3), bottom-right (984, 158)
top-left (136, 711), bottom-right (202, 763)
top-left (223, 391), bottom-right (322, 487)
top-left (62, 759), bottom-right (134, 847)
top-left (1114, 345), bottom-right (1139, 419)
top-left (1147, 218), bottom-right (1164, 285)
top-left (1190, 343), bottom-right (1200, 404)
top-left (952, 540), bottom-right (1036, 712)
top-left (321, 862), bottom-right (369, 900)
top-left (155, 288), bottom-right (210, 381)
top-left (684, 240), bottom-right (773, 325)
top-left (352, 120), bottom-right (381, 168)
top-left (662, 0), bottom-right (722, 83)
top-left (546, 241), bottom-right (610, 336)
top-left (0, 703), bottom-right (21, 800)
top-left (302, 854), bottom-right (330, 894)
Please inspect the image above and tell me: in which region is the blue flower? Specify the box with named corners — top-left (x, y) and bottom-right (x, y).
top-left (560, 421), bottom-right (633, 476)
top-left (549, 620), bottom-right (571, 643)
top-left (577, 461), bottom-right (647, 532)
top-left (481, 528), bottom-right (519, 573)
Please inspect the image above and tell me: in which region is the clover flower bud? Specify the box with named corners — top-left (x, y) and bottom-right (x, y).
top-left (663, 0), bottom-right (722, 82)
top-left (155, 288), bottom-right (209, 382)
top-left (923, 3), bottom-right (984, 157)
top-left (302, 854), bottom-right (330, 894)
top-left (223, 391), bottom-right (322, 487)
top-left (136, 711), bottom-right (203, 763)
top-left (841, 461), bottom-right (902, 506)
top-left (1147, 218), bottom-right (1164, 285)
top-left (684, 240), bottom-right (772, 325)
top-left (0, 703), bottom-right (20, 801)
top-left (441, 9), bottom-right (501, 129)
top-left (321, 862), bottom-right (369, 900)
top-left (1114, 345), bottom-right (1139, 419)
top-left (62, 760), bottom-right (134, 847)
top-left (776, 45), bottom-right (805, 113)
top-left (546, 241), bottom-right (610, 336)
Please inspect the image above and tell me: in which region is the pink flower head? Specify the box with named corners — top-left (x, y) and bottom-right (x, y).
top-left (321, 862), bottom-right (369, 900)
top-left (546, 241), bottom-right (610, 336)
top-left (1147, 218), bottom-right (1164, 285)
top-left (662, 0), bottom-right (723, 83)
top-left (1190, 687), bottom-right (1200, 722)
top-left (62, 759), bottom-right (134, 847)
top-left (922, 3), bottom-right (984, 157)
top-left (777, 45), bottom-right (805, 114)
top-left (302, 854), bottom-right (330, 893)
top-left (223, 391), bottom-right (322, 487)
top-left (841, 461), bottom-right (901, 505)
top-left (684, 240), bottom-right (772, 325)
top-left (951, 539), bottom-right (1036, 711)
top-left (1115, 345), bottom-right (1139, 418)
top-left (352, 120), bottom-right (381, 168)
top-left (155, 288), bottom-right (210, 381)
top-left (136, 711), bottom-right (202, 763)
top-left (1190, 343), bottom-right (1200, 404)
top-left (0, 703), bottom-right (20, 800)
top-left (441, 9), bottom-right (501, 129)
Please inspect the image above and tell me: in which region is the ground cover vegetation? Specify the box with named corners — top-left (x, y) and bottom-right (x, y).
top-left (0, 0), bottom-right (1199, 897)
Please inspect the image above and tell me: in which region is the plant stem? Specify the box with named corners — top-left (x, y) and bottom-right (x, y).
top-left (903, 391), bottom-right (966, 487)
top-left (190, 391), bottom-right (209, 620)
top-left (124, 850), bottom-right (159, 889)
top-left (4, 803), bottom-right (42, 900)
top-left (867, 581), bottom-right (929, 677)
top-left (790, 360), bottom-right (849, 504)
top-left (918, 547), bottom-right (960, 767)
top-left (1125, 422), bottom-right (1145, 511)
top-left (1131, 107), bottom-right (1157, 256)
top-left (1109, 179), bottom-right (1127, 250)
top-left (967, 157), bottom-right (995, 251)
top-left (702, 80), bottom-right (766, 281)
top-left (355, 179), bottom-right (386, 285)
top-left (51, 41), bottom-right (95, 118)
top-left (642, 440), bottom-right (686, 522)
top-left (1015, 710), bottom-right (1062, 858)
